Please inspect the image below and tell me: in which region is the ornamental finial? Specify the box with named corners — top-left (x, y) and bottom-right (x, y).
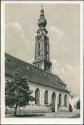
top-left (40, 4), bottom-right (44, 15)
top-left (38, 5), bottom-right (47, 28)
top-left (41, 4), bottom-right (44, 10)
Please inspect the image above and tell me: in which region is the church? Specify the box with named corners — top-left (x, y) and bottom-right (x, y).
top-left (5, 8), bottom-right (69, 112)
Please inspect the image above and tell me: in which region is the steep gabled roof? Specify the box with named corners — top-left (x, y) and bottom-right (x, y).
top-left (5, 53), bottom-right (69, 93)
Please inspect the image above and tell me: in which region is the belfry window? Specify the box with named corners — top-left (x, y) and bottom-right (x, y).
top-left (38, 43), bottom-right (40, 56)
top-left (38, 64), bottom-right (39, 68)
top-left (38, 43), bottom-right (40, 50)
top-left (47, 43), bottom-right (49, 60)
top-left (46, 51), bottom-right (48, 60)
top-left (35, 88), bottom-right (40, 105)
top-left (44, 90), bottom-right (48, 104)
top-left (47, 43), bottom-right (48, 53)
top-left (38, 51), bottom-right (40, 56)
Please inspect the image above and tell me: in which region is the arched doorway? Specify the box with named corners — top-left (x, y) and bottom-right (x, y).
top-left (52, 92), bottom-right (56, 112)
top-left (35, 88), bottom-right (40, 105)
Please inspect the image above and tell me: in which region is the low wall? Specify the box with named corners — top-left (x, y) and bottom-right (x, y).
top-left (58, 105), bottom-right (69, 112)
top-left (5, 105), bottom-right (51, 115)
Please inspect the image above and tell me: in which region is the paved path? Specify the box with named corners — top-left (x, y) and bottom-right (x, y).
top-left (42, 111), bottom-right (80, 118)
top-left (6, 111), bottom-right (80, 118)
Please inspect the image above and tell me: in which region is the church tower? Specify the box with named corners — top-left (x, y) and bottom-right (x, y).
top-left (33, 8), bottom-right (52, 72)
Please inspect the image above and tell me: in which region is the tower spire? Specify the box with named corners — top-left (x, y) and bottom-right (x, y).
top-left (33, 6), bottom-right (52, 72)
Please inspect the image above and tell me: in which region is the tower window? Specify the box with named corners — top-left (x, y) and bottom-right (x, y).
top-left (38, 64), bottom-right (39, 68)
top-left (38, 43), bottom-right (40, 56)
top-left (38, 51), bottom-right (40, 56)
top-left (38, 43), bottom-right (40, 50)
top-left (47, 52), bottom-right (48, 60)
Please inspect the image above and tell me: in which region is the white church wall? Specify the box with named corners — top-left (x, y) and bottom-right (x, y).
top-left (29, 81), bottom-right (69, 112)
top-left (5, 75), bottom-right (69, 112)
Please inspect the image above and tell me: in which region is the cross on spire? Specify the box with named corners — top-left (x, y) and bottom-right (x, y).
top-left (41, 4), bottom-right (44, 10)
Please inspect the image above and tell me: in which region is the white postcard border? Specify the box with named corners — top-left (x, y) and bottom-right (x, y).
top-left (1, 1), bottom-right (83, 124)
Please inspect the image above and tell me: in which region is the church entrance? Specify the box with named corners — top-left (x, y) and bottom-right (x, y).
top-left (52, 92), bottom-right (56, 112)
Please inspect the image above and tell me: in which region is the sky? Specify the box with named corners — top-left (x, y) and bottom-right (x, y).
top-left (5, 3), bottom-right (80, 96)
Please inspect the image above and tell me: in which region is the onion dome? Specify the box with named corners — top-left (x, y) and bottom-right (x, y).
top-left (38, 9), bottom-right (47, 27)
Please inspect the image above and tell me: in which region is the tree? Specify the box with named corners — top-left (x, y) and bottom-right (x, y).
top-left (76, 100), bottom-right (80, 110)
top-left (5, 68), bottom-right (35, 115)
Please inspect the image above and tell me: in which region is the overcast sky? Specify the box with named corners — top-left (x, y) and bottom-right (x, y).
top-left (5, 3), bottom-right (80, 96)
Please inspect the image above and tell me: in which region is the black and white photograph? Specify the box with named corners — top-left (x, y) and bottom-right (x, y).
top-left (1, 0), bottom-right (83, 124)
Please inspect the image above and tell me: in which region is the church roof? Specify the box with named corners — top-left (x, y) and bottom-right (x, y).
top-left (5, 53), bottom-right (69, 93)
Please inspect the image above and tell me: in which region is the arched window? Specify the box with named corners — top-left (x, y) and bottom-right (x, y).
top-left (52, 92), bottom-right (56, 112)
top-left (35, 88), bottom-right (40, 105)
top-left (59, 93), bottom-right (62, 106)
top-left (64, 94), bottom-right (67, 107)
top-left (38, 43), bottom-right (40, 56)
top-left (38, 43), bottom-right (40, 50)
top-left (44, 90), bottom-right (48, 104)
top-left (47, 43), bottom-right (49, 60)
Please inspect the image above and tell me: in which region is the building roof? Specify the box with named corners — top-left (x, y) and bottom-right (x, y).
top-left (5, 53), bottom-right (69, 93)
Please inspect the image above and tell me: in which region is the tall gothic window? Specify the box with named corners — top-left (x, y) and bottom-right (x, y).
top-left (46, 52), bottom-right (48, 60)
top-left (64, 94), bottom-right (67, 107)
top-left (59, 93), bottom-right (62, 106)
top-left (35, 88), bottom-right (40, 105)
top-left (47, 43), bottom-right (49, 59)
top-left (38, 64), bottom-right (39, 68)
top-left (38, 43), bottom-right (40, 56)
top-left (46, 42), bottom-right (49, 60)
top-left (44, 90), bottom-right (48, 104)
top-left (52, 92), bottom-right (56, 112)
top-left (44, 42), bottom-right (47, 60)
top-left (38, 43), bottom-right (40, 49)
